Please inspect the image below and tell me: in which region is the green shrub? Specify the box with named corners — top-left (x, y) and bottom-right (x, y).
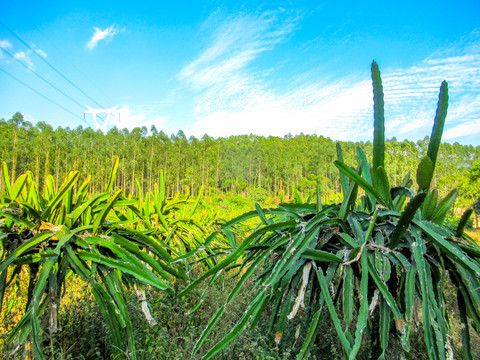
top-left (249, 187), bottom-right (269, 204)
top-left (226, 195), bottom-right (253, 209)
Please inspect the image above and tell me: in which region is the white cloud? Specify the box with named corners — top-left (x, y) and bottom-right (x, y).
top-left (179, 14), bottom-right (480, 144)
top-left (178, 9), bottom-right (372, 140)
top-left (0, 39), bottom-right (12, 49)
top-left (0, 39), bottom-right (12, 59)
top-left (381, 31), bottom-right (480, 141)
top-left (443, 119), bottom-right (480, 140)
top-left (116, 107), bottom-right (166, 131)
top-left (35, 48), bottom-right (47, 59)
top-left (14, 51), bottom-right (34, 68)
top-left (86, 25), bottom-right (122, 50)
top-left (442, 93), bottom-right (480, 140)
top-left (2, 43), bottom-right (47, 69)
top-left (189, 78), bottom-right (372, 140)
top-left (178, 9), bottom-right (300, 89)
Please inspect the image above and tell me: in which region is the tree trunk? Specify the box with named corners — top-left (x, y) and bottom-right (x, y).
top-left (49, 284), bottom-right (58, 334)
top-left (149, 144), bottom-right (154, 193)
top-left (11, 130), bottom-right (18, 183)
top-left (131, 151), bottom-right (136, 195)
top-left (55, 145), bottom-right (60, 190)
top-left (135, 284), bottom-right (157, 326)
top-left (216, 146), bottom-right (220, 190)
top-left (45, 150), bottom-right (50, 184)
top-left (191, 158), bottom-right (194, 196)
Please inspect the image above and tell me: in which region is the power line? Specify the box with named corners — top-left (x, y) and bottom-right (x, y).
top-left (0, 66), bottom-right (90, 126)
top-left (1, 21), bottom-right (108, 126)
top-left (34, 27), bottom-right (115, 105)
top-left (1, 47), bottom-right (88, 110)
top-left (0, 20), bottom-right (106, 110)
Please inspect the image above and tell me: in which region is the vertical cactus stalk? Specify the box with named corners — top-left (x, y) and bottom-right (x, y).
top-left (427, 81), bottom-right (449, 168)
top-left (372, 60), bottom-right (385, 171)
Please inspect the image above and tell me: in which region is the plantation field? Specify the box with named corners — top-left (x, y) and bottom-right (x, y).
top-left (1, 63), bottom-right (480, 360)
top-left (2, 191), bottom-right (479, 360)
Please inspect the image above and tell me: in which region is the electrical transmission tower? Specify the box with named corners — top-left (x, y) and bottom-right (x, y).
top-left (84, 106), bottom-right (121, 132)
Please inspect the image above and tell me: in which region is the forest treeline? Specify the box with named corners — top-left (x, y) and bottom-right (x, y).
top-left (1, 112), bottom-right (479, 207)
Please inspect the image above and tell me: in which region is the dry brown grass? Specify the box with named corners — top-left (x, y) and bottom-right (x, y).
top-left (466, 228), bottom-right (480, 246)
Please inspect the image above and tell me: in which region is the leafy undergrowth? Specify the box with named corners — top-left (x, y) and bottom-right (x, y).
top-left (4, 269), bottom-right (478, 359)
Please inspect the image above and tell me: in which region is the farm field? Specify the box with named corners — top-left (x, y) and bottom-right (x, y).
top-left (2, 63), bottom-right (480, 360)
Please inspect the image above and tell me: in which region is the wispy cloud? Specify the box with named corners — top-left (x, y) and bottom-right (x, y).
top-left (178, 13), bottom-right (480, 144)
top-left (0, 39), bottom-right (12, 49)
top-left (178, 9), bottom-right (372, 140)
top-left (14, 51), bottom-right (34, 68)
top-left (178, 9), bottom-right (300, 89)
top-left (189, 77), bottom-right (373, 140)
top-left (0, 40), bottom-right (47, 69)
top-left (0, 39), bottom-right (12, 59)
top-left (382, 31), bottom-right (480, 141)
top-left (34, 48), bottom-right (47, 59)
top-left (86, 25), bottom-right (122, 50)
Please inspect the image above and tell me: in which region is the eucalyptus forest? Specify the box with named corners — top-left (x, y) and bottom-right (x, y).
top-left (1, 112), bottom-right (479, 204)
top-left (2, 63), bottom-right (480, 360)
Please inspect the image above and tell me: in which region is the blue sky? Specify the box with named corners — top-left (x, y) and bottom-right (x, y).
top-left (1, 1), bottom-right (480, 144)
